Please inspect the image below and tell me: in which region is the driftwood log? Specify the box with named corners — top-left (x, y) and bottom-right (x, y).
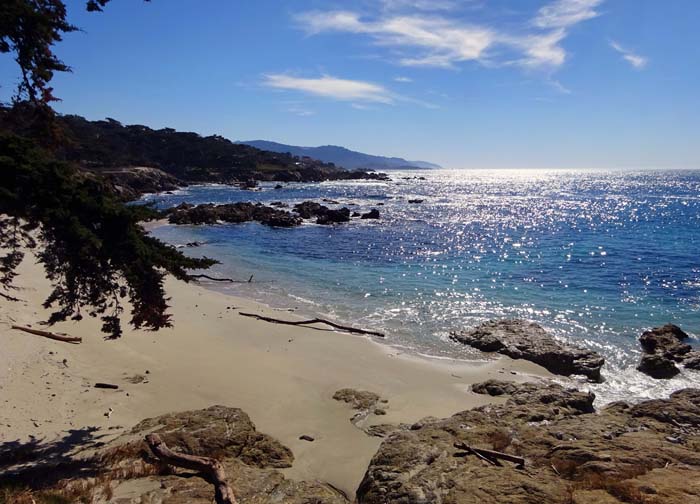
top-left (94, 382), bottom-right (119, 390)
top-left (454, 441), bottom-right (526, 468)
top-left (145, 433), bottom-right (237, 504)
top-left (188, 273), bottom-right (255, 283)
top-left (238, 312), bottom-right (385, 338)
top-left (11, 325), bottom-right (82, 344)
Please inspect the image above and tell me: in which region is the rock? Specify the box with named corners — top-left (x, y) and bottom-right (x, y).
top-left (637, 353), bottom-right (680, 379)
top-left (451, 319), bottom-right (605, 382)
top-left (5, 406), bottom-right (348, 504)
top-left (408, 199), bottom-right (424, 204)
top-left (639, 324), bottom-right (692, 360)
top-left (316, 208), bottom-right (351, 225)
top-left (293, 201), bottom-right (326, 219)
top-left (299, 435), bottom-right (315, 442)
top-left (129, 405), bottom-right (293, 468)
top-left (684, 351), bottom-right (700, 370)
top-left (333, 388), bottom-right (389, 429)
top-left (333, 388), bottom-right (381, 411)
top-left (360, 209), bottom-right (380, 219)
top-left (167, 202), bottom-right (302, 227)
top-left (637, 324), bottom-right (697, 379)
top-left (103, 166), bottom-right (185, 201)
top-left (274, 184), bottom-right (284, 189)
top-left (357, 382), bottom-right (700, 504)
top-left (351, 211), bottom-right (361, 217)
top-left (471, 379), bottom-right (520, 396)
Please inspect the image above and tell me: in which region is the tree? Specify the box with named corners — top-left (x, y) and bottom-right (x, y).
top-left (0, 0), bottom-right (216, 338)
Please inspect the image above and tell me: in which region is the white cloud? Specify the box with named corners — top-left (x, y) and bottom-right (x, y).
top-left (394, 76), bottom-right (413, 82)
top-left (296, 11), bottom-right (495, 68)
top-left (533, 0), bottom-right (603, 29)
top-left (295, 1), bottom-right (605, 72)
top-left (609, 40), bottom-right (648, 69)
top-left (263, 74), bottom-right (395, 103)
top-left (379, 0), bottom-right (459, 11)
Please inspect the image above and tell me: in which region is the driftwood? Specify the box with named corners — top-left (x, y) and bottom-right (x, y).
top-left (11, 325), bottom-right (82, 344)
top-left (145, 433), bottom-right (237, 504)
top-left (454, 441), bottom-right (526, 468)
top-left (238, 312), bottom-right (385, 338)
top-left (94, 382), bottom-right (119, 390)
top-left (188, 273), bottom-right (255, 283)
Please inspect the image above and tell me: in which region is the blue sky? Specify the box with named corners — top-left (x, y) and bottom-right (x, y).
top-left (1, 0), bottom-right (698, 169)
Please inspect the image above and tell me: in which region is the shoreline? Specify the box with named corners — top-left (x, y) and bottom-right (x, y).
top-left (0, 252), bottom-right (549, 496)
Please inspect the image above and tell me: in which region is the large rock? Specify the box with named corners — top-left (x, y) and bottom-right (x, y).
top-left (292, 201), bottom-right (352, 224)
top-left (357, 381), bottom-right (700, 504)
top-left (637, 324), bottom-right (698, 379)
top-left (451, 319), bottom-right (605, 382)
top-left (637, 353), bottom-right (680, 379)
top-left (167, 202), bottom-right (302, 227)
top-left (3, 406), bottom-right (348, 503)
top-left (128, 405), bottom-right (293, 468)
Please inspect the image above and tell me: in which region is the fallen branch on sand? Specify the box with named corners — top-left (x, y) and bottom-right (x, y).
top-left (238, 312), bottom-right (385, 338)
top-left (188, 273), bottom-right (256, 283)
top-left (11, 324), bottom-right (82, 344)
top-left (145, 433), bottom-right (237, 504)
top-left (454, 441), bottom-right (526, 468)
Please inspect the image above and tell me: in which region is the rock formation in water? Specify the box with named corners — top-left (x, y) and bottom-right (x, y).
top-left (450, 319), bottom-right (605, 382)
top-left (637, 324), bottom-right (700, 378)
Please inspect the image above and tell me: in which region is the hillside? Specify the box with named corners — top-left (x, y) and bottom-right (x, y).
top-left (0, 107), bottom-right (388, 198)
top-left (239, 140), bottom-right (440, 170)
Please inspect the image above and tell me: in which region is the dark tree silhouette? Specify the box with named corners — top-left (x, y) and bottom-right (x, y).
top-left (0, 0), bottom-right (216, 338)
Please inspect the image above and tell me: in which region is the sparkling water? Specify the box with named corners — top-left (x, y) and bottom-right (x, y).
top-left (142, 169), bottom-right (700, 403)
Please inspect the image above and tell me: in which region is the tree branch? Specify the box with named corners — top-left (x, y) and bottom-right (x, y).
top-left (238, 312), bottom-right (385, 338)
top-left (145, 433), bottom-right (237, 504)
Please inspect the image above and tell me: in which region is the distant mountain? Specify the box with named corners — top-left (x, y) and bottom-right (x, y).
top-left (238, 140), bottom-right (441, 171)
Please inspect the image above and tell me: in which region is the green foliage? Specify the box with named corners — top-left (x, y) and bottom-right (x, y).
top-left (0, 0), bottom-right (77, 103)
top-left (0, 132), bottom-right (216, 338)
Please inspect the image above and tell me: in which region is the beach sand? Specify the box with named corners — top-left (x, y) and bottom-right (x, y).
top-left (0, 252), bottom-right (549, 496)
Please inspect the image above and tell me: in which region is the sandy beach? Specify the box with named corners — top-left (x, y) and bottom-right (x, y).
top-left (0, 252), bottom-right (549, 497)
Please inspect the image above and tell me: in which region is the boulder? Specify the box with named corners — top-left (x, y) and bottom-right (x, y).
top-left (316, 207), bottom-right (351, 225)
top-left (357, 382), bottom-right (700, 504)
top-left (639, 324), bottom-right (692, 360)
top-left (450, 319), bottom-right (605, 382)
top-left (360, 209), bottom-right (380, 219)
top-left (637, 324), bottom-right (697, 379)
top-left (637, 353), bottom-right (680, 379)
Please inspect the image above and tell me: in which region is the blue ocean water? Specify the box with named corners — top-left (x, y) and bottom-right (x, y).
top-left (142, 169), bottom-right (700, 403)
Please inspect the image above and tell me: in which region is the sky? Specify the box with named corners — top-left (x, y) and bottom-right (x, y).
top-left (1, 0), bottom-right (699, 169)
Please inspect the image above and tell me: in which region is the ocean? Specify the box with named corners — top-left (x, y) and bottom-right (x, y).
top-left (142, 169), bottom-right (700, 403)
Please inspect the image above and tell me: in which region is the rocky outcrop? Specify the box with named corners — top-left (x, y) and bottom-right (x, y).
top-left (128, 405), bottom-right (293, 468)
top-left (102, 166), bottom-right (185, 200)
top-left (1, 406), bottom-right (348, 503)
top-left (292, 201), bottom-right (351, 224)
top-left (333, 388), bottom-right (390, 427)
top-left (357, 381), bottom-right (700, 504)
top-left (360, 209), bottom-right (380, 219)
top-left (637, 324), bottom-right (698, 378)
top-left (450, 319), bottom-right (605, 382)
top-left (167, 202), bottom-right (302, 227)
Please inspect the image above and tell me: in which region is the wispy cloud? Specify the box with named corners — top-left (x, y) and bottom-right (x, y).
top-left (379, 0), bottom-right (459, 11)
top-left (609, 40), bottom-right (648, 69)
top-left (394, 76), bottom-right (413, 82)
top-left (295, 0), bottom-right (605, 71)
top-left (533, 0), bottom-right (603, 29)
top-left (263, 74), bottom-right (395, 104)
